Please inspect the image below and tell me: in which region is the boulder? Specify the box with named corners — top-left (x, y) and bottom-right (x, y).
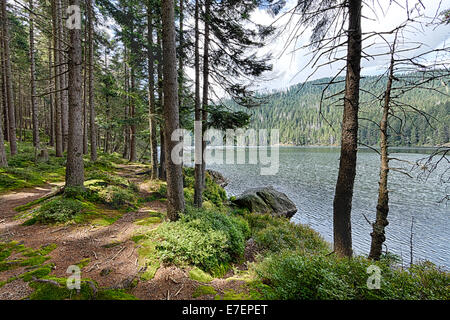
top-left (232, 186), bottom-right (297, 219)
top-left (206, 169), bottom-right (228, 188)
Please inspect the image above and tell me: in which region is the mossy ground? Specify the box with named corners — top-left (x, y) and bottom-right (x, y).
top-left (0, 240), bottom-right (138, 300)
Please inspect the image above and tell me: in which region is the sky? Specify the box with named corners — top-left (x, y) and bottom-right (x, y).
top-left (248, 0), bottom-right (450, 93)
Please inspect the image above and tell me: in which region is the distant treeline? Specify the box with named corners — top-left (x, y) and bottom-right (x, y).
top-left (228, 75), bottom-right (449, 147)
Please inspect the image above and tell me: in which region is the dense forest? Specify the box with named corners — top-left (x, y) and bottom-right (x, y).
top-left (229, 75), bottom-right (450, 146)
top-left (0, 0), bottom-right (449, 303)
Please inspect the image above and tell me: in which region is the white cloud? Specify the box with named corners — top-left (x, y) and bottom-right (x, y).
top-left (250, 0), bottom-right (450, 93)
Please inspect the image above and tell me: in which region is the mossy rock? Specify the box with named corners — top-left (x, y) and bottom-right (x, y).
top-left (232, 186), bottom-right (297, 218)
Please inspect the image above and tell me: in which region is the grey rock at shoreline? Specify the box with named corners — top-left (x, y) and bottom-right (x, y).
top-left (232, 186), bottom-right (297, 219)
top-left (206, 169), bottom-right (228, 188)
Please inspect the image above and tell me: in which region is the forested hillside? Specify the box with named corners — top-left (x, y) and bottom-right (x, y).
top-left (232, 75), bottom-right (449, 146)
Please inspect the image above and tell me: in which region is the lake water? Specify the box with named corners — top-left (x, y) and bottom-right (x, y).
top-left (205, 146), bottom-right (449, 269)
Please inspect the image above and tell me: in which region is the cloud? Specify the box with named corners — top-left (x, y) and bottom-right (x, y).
top-left (249, 0), bottom-right (450, 92)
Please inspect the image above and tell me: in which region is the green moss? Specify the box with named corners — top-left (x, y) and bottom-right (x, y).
top-left (135, 216), bottom-right (162, 226)
top-left (189, 267), bottom-right (213, 283)
top-left (37, 243), bottom-right (57, 256)
top-left (214, 289), bottom-right (254, 300)
top-left (0, 241), bottom-right (56, 275)
top-left (27, 277), bottom-right (96, 300)
top-left (192, 285), bottom-right (217, 298)
top-left (96, 289), bottom-right (139, 300)
top-left (0, 247), bottom-right (12, 261)
top-left (76, 258), bottom-right (91, 269)
top-left (137, 238), bottom-right (160, 281)
top-left (14, 196), bottom-right (49, 212)
top-left (131, 234), bottom-right (146, 243)
top-left (20, 256), bottom-right (50, 266)
top-left (20, 265), bottom-right (53, 282)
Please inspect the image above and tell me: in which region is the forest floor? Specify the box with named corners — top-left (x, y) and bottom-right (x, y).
top-left (0, 163), bottom-right (250, 300)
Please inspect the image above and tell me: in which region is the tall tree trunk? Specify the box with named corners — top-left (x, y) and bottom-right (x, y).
top-left (201, 0), bottom-right (211, 190)
top-left (0, 36), bottom-right (6, 167)
top-left (48, 37), bottom-right (55, 147)
top-left (17, 80), bottom-right (22, 142)
top-left (161, 0), bottom-right (185, 220)
top-left (193, 0), bottom-right (202, 207)
top-left (88, 0), bottom-right (97, 161)
top-left (52, 0), bottom-right (63, 157)
top-left (58, 0), bottom-right (68, 152)
top-left (159, 126), bottom-right (166, 180)
top-left (82, 11), bottom-right (88, 154)
top-left (369, 34), bottom-right (397, 260)
top-left (332, 0), bottom-right (362, 257)
top-left (65, 0), bottom-right (85, 188)
top-left (178, 0), bottom-right (184, 109)
top-left (1, 0), bottom-right (17, 156)
top-left (1, 40), bottom-right (9, 143)
top-left (122, 50), bottom-right (130, 160)
top-left (157, 31), bottom-right (166, 181)
top-left (147, 3), bottom-right (158, 179)
top-left (29, 0), bottom-right (40, 149)
top-left (129, 69), bottom-right (137, 162)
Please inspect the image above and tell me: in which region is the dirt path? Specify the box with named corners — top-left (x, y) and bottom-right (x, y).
top-left (0, 164), bottom-right (248, 300)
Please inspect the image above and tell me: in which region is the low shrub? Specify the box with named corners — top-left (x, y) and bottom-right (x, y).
top-left (245, 213), bottom-right (329, 255)
top-left (97, 185), bottom-right (137, 210)
top-left (32, 198), bottom-right (86, 224)
top-left (153, 206), bottom-right (249, 275)
top-left (254, 250), bottom-right (450, 300)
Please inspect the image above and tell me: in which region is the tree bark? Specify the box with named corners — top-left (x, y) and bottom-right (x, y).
top-left (88, 0), bottom-right (97, 161)
top-left (82, 10), bottom-right (88, 155)
top-left (52, 0), bottom-right (63, 157)
top-left (193, 0), bottom-right (202, 207)
top-left (65, 0), bottom-right (85, 188)
top-left (157, 31), bottom-right (166, 181)
top-left (147, 3), bottom-right (158, 179)
top-left (178, 0), bottom-right (184, 109)
top-left (0, 34), bottom-right (6, 166)
top-left (0, 40), bottom-right (9, 141)
top-left (1, 37), bottom-right (9, 143)
top-left (161, 0), bottom-right (185, 220)
top-left (48, 37), bottom-right (55, 147)
top-left (129, 69), bottom-right (137, 162)
top-left (58, 0), bottom-right (68, 152)
top-left (1, 0), bottom-right (18, 156)
top-left (201, 0), bottom-right (211, 190)
top-left (29, 0), bottom-right (40, 150)
top-left (122, 50), bottom-right (130, 160)
top-left (368, 34), bottom-right (397, 261)
top-left (332, 0), bottom-right (362, 257)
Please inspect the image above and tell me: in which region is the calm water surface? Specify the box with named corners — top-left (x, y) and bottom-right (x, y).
top-left (206, 146), bottom-right (449, 269)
